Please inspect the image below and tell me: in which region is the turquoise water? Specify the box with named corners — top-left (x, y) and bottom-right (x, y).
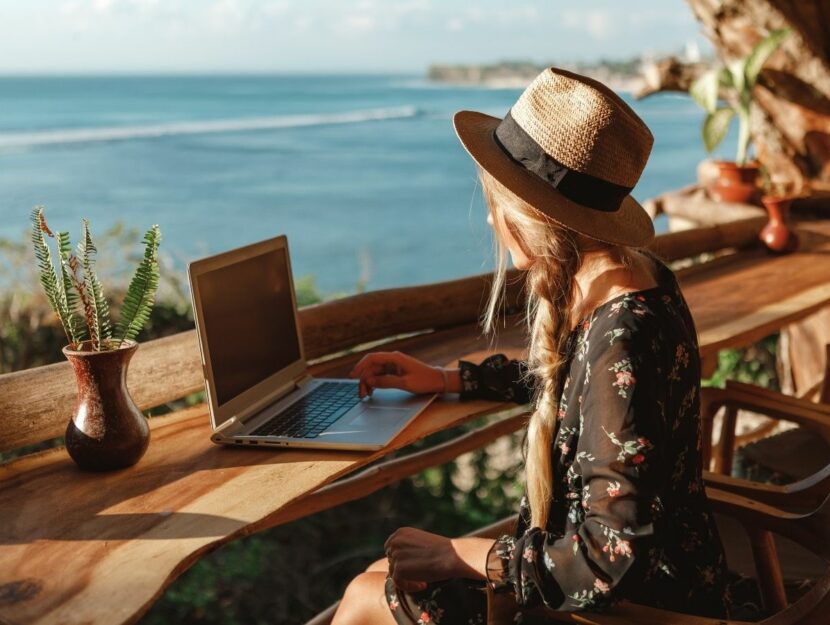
top-left (0, 75), bottom-right (717, 293)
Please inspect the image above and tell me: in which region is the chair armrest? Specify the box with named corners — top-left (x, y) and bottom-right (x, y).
top-left (703, 381), bottom-right (830, 433)
top-left (704, 467), bottom-right (830, 511)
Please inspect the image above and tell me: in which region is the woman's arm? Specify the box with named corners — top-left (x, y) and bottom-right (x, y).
top-left (486, 329), bottom-right (665, 611)
top-left (348, 351), bottom-right (533, 403)
top-left (382, 526), bottom-right (495, 591)
top-left (458, 354), bottom-right (535, 403)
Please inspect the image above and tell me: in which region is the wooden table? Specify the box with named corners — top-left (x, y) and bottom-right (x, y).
top-left (3, 220), bottom-right (830, 625)
top-left (682, 220), bottom-right (830, 376)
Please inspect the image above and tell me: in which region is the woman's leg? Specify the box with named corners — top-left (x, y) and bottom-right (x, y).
top-left (331, 571), bottom-right (396, 625)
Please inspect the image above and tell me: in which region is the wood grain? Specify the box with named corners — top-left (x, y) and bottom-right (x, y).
top-left (0, 270), bottom-right (524, 454)
top-left (0, 216), bottom-right (780, 454)
top-left (0, 321), bottom-right (531, 625)
top-left (4, 220), bottom-right (830, 624)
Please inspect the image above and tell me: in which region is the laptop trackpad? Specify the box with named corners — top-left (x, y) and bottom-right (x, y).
top-left (321, 389), bottom-right (426, 439)
top-left (326, 406), bottom-right (406, 433)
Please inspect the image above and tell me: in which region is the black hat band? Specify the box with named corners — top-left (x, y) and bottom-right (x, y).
top-left (493, 111), bottom-right (633, 212)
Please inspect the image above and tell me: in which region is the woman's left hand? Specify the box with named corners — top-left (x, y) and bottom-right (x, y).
top-left (384, 527), bottom-right (458, 592)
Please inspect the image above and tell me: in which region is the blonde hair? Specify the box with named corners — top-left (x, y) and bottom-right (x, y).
top-left (478, 166), bottom-right (632, 529)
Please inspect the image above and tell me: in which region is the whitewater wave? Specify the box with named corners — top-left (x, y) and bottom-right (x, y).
top-left (0, 106), bottom-right (420, 149)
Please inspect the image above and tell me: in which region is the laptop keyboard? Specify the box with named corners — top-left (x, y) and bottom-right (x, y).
top-left (250, 381), bottom-right (361, 439)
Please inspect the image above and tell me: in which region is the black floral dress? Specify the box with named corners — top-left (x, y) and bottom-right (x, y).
top-left (384, 254), bottom-right (731, 624)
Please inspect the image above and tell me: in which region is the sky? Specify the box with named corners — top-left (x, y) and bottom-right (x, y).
top-left (0, 0), bottom-right (712, 74)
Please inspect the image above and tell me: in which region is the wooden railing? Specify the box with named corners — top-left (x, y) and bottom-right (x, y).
top-left (0, 216), bottom-right (767, 456)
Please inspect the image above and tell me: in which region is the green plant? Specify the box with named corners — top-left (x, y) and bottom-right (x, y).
top-left (690, 28), bottom-right (790, 165)
top-left (31, 207), bottom-right (161, 351)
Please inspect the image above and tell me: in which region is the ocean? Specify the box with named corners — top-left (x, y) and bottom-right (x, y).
top-left (0, 74), bottom-right (719, 295)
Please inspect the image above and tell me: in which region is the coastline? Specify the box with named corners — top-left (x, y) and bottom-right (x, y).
top-left (427, 62), bottom-right (645, 93)
top-left (432, 75), bottom-right (645, 93)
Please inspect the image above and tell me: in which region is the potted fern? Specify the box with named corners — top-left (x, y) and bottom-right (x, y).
top-left (689, 28), bottom-right (790, 204)
top-left (31, 207), bottom-right (161, 471)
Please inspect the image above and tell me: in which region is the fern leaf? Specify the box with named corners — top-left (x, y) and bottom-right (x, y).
top-left (78, 219), bottom-right (112, 350)
top-left (69, 240), bottom-right (97, 349)
top-left (115, 225), bottom-right (161, 346)
top-left (30, 207), bottom-right (76, 345)
top-left (56, 230), bottom-right (87, 344)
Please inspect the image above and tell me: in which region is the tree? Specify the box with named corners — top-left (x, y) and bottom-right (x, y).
top-left (637, 0), bottom-right (830, 195)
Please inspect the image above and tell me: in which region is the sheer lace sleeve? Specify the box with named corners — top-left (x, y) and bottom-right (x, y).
top-left (484, 330), bottom-right (666, 611)
top-left (457, 354), bottom-right (535, 404)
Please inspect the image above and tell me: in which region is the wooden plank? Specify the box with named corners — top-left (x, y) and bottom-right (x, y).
top-left (4, 218), bottom-right (829, 454)
top-left (745, 526), bottom-right (788, 614)
top-left (300, 269), bottom-right (525, 360)
top-left (0, 323), bottom-right (529, 625)
top-left (713, 406), bottom-right (738, 475)
top-left (0, 216), bottom-right (771, 454)
top-left (683, 223), bottom-right (830, 358)
top-left (703, 465), bottom-right (830, 511)
top-left (697, 281), bottom-right (830, 356)
top-left (0, 217), bottom-right (775, 453)
top-left (649, 216), bottom-right (766, 261)
top-left (0, 402), bottom-right (524, 625)
top-left (0, 331), bottom-right (204, 454)
top-left (262, 411), bottom-right (529, 529)
top-left (0, 269), bottom-right (524, 454)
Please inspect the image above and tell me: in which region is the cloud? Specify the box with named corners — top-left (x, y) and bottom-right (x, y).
top-left (460, 5), bottom-right (537, 25)
top-left (562, 9), bottom-right (613, 39)
top-left (339, 14), bottom-right (377, 33)
top-left (446, 17), bottom-right (464, 32)
top-left (293, 14), bottom-right (314, 32)
top-left (396, 0), bottom-right (431, 15)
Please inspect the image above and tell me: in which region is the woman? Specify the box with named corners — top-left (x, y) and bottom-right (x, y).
top-left (332, 67), bottom-right (730, 625)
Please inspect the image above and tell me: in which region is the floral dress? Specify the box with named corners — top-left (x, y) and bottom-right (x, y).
top-left (384, 254), bottom-right (731, 624)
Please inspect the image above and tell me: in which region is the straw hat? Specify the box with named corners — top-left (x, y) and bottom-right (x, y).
top-left (453, 67), bottom-right (655, 247)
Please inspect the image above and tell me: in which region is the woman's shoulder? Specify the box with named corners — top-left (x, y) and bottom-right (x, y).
top-left (576, 260), bottom-right (689, 362)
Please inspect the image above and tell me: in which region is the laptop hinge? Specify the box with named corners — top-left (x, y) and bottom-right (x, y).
top-left (215, 416), bottom-right (241, 436)
top-left (237, 372), bottom-right (313, 425)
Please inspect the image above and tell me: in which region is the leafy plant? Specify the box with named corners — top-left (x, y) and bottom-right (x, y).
top-left (689, 28), bottom-right (790, 165)
top-left (30, 207), bottom-right (161, 351)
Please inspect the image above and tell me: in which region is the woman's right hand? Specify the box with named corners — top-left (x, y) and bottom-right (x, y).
top-left (348, 351), bottom-right (446, 399)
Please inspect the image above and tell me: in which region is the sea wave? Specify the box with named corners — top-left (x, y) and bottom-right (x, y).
top-left (0, 106), bottom-right (420, 149)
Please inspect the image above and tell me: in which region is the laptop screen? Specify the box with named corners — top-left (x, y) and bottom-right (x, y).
top-left (196, 246), bottom-right (302, 407)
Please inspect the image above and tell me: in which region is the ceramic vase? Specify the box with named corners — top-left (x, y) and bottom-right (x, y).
top-left (63, 339), bottom-right (149, 471)
top-left (707, 160), bottom-right (761, 204)
top-left (759, 195), bottom-right (799, 254)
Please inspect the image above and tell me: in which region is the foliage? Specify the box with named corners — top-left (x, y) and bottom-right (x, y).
top-left (30, 209), bottom-right (79, 346)
top-left (689, 28), bottom-right (789, 165)
top-left (30, 207), bottom-right (161, 351)
top-left (702, 334), bottom-right (780, 390)
top-left (78, 219), bottom-right (113, 350)
top-left (114, 224), bottom-right (162, 347)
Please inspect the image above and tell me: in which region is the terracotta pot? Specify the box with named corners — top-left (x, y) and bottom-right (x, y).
top-left (759, 195), bottom-right (799, 254)
top-left (707, 160), bottom-right (761, 204)
top-left (63, 339), bottom-right (149, 471)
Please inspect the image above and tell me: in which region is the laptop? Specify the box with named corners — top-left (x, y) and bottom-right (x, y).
top-left (187, 235), bottom-right (436, 450)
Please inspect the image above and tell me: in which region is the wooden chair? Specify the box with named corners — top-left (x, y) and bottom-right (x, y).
top-left (305, 490), bottom-right (830, 625)
top-left (698, 375), bottom-right (830, 611)
top-left (700, 378), bottom-right (830, 483)
top-left (306, 360), bottom-right (830, 625)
